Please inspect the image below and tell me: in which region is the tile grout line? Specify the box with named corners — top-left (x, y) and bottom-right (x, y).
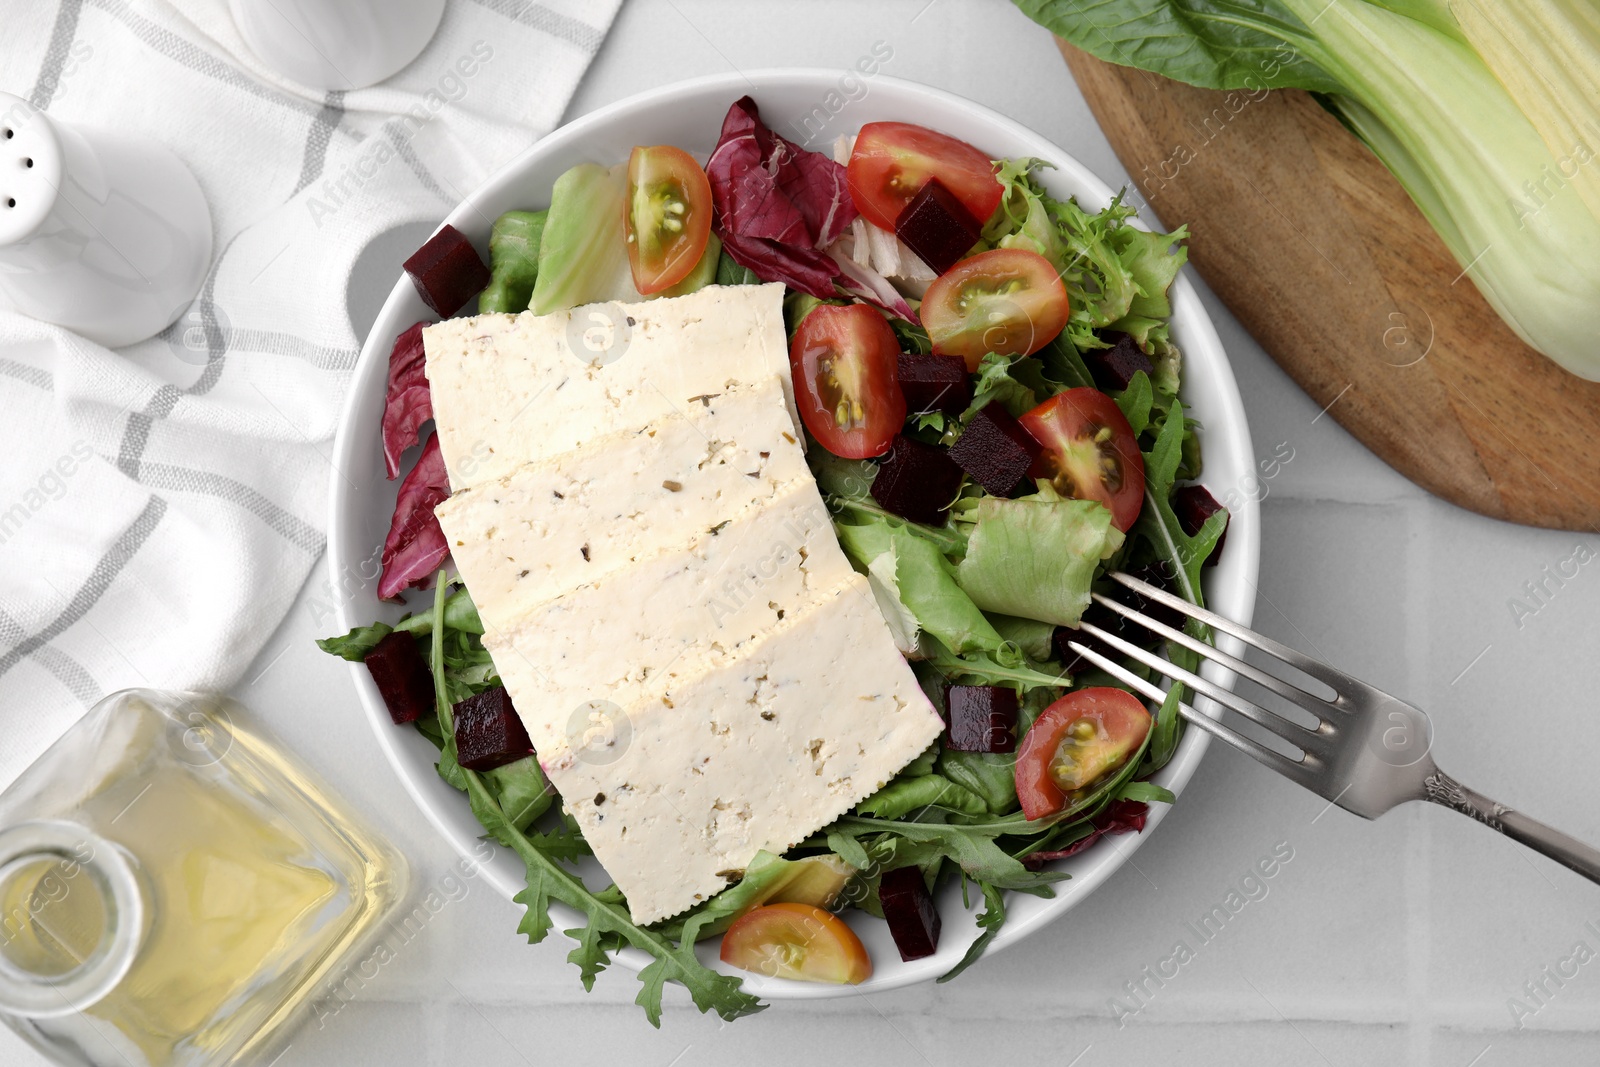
top-left (1406, 497), bottom-right (1434, 1067)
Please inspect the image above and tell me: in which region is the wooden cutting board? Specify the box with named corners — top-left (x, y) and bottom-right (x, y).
top-left (1058, 40), bottom-right (1600, 532)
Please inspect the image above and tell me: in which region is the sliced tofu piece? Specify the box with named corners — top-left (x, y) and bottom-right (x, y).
top-left (540, 573), bottom-right (944, 925)
top-left (434, 377), bottom-right (807, 621)
top-left (423, 282), bottom-right (795, 489)
top-left (483, 479), bottom-right (856, 754)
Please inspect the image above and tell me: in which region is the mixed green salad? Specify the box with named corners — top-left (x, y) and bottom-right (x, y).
top-left (320, 97), bottom-right (1228, 1024)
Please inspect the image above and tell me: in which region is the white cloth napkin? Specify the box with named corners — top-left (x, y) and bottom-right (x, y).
top-left (0, 0), bottom-right (622, 782)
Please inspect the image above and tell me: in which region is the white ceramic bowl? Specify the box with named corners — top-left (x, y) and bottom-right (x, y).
top-left (329, 70), bottom-right (1260, 1001)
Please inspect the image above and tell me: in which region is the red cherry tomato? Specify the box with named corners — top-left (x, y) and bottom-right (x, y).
top-left (920, 249), bottom-right (1070, 372)
top-left (625, 145), bottom-right (712, 294)
top-left (720, 903), bottom-right (873, 984)
top-left (1019, 388), bottom-right (1145, 531)
top-left (847, 122), bottom-right (1004, 232)
top-left (1015, 688), bottom-right (1152, 820)
top-left (790, 303), bottom-right (907, 459)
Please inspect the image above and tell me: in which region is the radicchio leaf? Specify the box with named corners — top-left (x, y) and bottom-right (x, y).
top-left (378, 432), bottom-right (450, 601)
top-left (1020, 800), bottom-right (1149, 870)
top-left (382, 321), bottom-right (433, 479)
top-left (707, 97), bottom-right (918, 320)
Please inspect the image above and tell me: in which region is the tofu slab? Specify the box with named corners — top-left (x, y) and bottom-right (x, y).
top-left (423, 283), bottom-right (796, 489)
top-left (435, 377), bottom-right (808, 622)
top-left (542, 573), bottom-right (944, 925)
top-left (482, 479), bottom-right (855, 754)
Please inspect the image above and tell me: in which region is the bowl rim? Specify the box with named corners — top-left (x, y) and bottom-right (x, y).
top-left (329, 67), bottom-right (1261, 1001)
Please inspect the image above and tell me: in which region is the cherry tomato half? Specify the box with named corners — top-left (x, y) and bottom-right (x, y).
top-left (720, 903), bottom-right (873, 984)
top-left (1015, 688), bottom-right (1152, 820)
top-left (1019, 388), bottom-right (1145, 531)
top-left (847, 121), bottom-right (1004, 232)
top-left (790, 303), bottom-right (907, 459)
top-left (625, 145), bottom-right (712, 295)
top-left (920, 249), bottom-right (1070, 372)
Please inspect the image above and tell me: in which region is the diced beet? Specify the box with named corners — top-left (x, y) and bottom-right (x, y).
top-left (870, 435), bottom-right (963, 526)
top-left (1173, 484), bottom-right (1229, 564)
top-left (894, 178), bottom-right (982, 275)
top-left (403, 224), bottom-right (490, 318)
top-left (896, 352), bottom-right (970, 416)
top-left (878, 866), bottom-right (941, 961)
top-left (1084, 332), bottom-right (1155, 392)
top-left (382, 321), bottom-right (432, 479)
top-left (363, 631), bottom-right (434, 725)
top-left (1054, 568), bottom-right (1186, 672)
top-left (453, 686), bottom-right (533, 771)
top-left (944, 685), bottom-right (1018, 753)
top-left (949, 405), bottom-right (1042, 497)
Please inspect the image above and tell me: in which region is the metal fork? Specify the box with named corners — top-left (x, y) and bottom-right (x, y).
top-left (1064, 571), bottom-right (1600, 885)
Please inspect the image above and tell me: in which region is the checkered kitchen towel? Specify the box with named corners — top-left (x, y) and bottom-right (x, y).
top-left (0, 0), bottom-right (622, 783)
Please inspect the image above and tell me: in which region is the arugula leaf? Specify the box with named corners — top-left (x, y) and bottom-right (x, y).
top-left (938, 881), bottom-right (1006, 983)
top-left (1134, 398), bottom-right (1228, 611)
top-left (856, 774), bottom-right (991, 819)
top-left (662, 852), bottom-right (857, 943)
top-left (1142, 681), bottom-right (1186, 774)
top-left (714, 249), bottom-right (761, 285)
top-left (423, 577), bottom-right (763, 1026)
top-left (938, 749), bottom-right (1018, 814)
top-left (832, 814), bottom-right (1068, 892)
top-left (1117, 780), bottom-right (1177, 805)
top-left (1115, 370), bottom-right (1154, 437)
top-left (925, 639), bottom-right (1072, 691)
top-left (315, 623), bottom-right (393, 660)
top-left (1011, 0), bottom-right (1339, 93)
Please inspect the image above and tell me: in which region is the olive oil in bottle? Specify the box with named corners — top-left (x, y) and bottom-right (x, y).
top-left (0, 689), bottom-right (407, 1066)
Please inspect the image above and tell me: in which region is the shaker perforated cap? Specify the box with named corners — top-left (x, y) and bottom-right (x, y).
top-left (0, 92), bottom-right (63, 247)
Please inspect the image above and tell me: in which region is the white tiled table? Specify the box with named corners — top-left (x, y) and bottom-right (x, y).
top-left (12, 2), bottom-right (1600, 1064)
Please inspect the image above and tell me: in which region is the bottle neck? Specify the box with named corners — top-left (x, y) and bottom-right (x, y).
top-left (0, 821), bottom-right (144, 1019)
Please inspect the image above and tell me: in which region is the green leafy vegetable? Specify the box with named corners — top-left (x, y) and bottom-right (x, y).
top-left (953, 489), bottom-right (1125, 627)
top-left (663, 851), bottom-right (857, 942)
top-left (836, 517), bottom-right (1005, 655)
top-left (480, 210), bottom-right (547, 314)
top-left (656, 232), bottom-right (723, 298)
top-left (532, 163), bottom-right (633, 315)
top-left (938, 881), bottom-right (1006, 982)
top-left (1011, 0), bottom-right (1600, 379)
top-left (714, 249), bottom-right (762, 285)
top-left (856, 774), bottom-right (991, 820)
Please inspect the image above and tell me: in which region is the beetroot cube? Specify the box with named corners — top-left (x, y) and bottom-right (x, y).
top-left (949, 405), bottom-right (1042, 497)
top-left (1173, 484), bottom-right (1229, 564)
top-left (894, 179), bottom-right (982, 274)
top-left (1084, 332), bottom-right (1155, 391)
top-left (871, 435), bottom-right (963, 526)
top-left (364, 631), bottom-right (433, 725)
top-left (878, 866), bottom-right (941, 961)
top-left (453, 686), bottom-right (533, 770)
top-left (897, 352), bottom-right (970, 416)
top-left (404, 224), bottom-right (490, 318)
top-left (944, 685), bottom-right (1018, 753)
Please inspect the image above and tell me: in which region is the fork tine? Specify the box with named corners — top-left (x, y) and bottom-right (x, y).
top-left (1108, 571), bottom-right (1358, 694)
top-left (1077, 621), bottom-right (1335, 759)
top-left (1064, 640), bottom-right (1324, 789)
top-left (1090, 592), bottom-right (1333, 711)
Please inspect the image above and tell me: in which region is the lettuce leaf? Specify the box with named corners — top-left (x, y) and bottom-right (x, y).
top-left (953, 490), bottom-right (1125, 627)
top-left (836, 517), bottom-right (1006, 655)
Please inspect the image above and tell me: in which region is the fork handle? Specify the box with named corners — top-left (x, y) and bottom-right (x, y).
top-left (1424, 769), bottom-right (1600, 886)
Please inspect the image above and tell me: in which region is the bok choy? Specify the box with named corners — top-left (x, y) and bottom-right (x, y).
top-left (1015, 0), bottom-right (1600, 380)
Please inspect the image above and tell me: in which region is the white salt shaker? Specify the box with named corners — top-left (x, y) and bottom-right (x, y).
top-left (229, 0), bottom-right (447, 91)
top-left (0, 94), bottom-right (213, 349)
